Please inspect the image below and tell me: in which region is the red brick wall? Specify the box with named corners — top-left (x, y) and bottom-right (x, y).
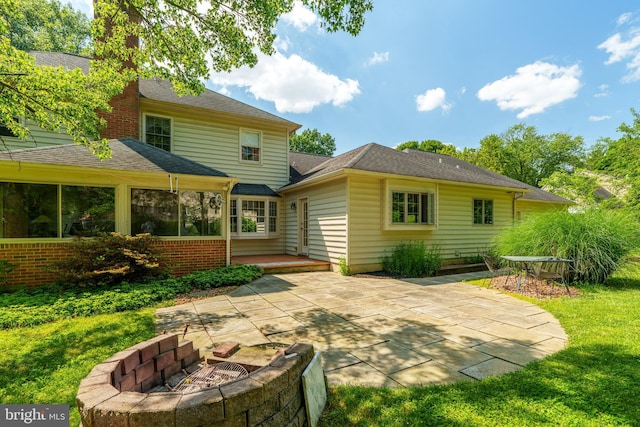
top-left (0, 239), bottom-right (227, 289)
top-left (99, 78), bottom-right (140, 140)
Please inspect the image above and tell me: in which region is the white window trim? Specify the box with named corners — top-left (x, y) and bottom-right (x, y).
top-left (382, 180), bottom-right (438, 231)
top-left (230, 196), bottom-right (280, 239)
top-left (143, 114), bottom-right (173, 152)
top-left (239, 128), bottom-right (263, 164)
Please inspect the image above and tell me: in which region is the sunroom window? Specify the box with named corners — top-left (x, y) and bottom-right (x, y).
top-left (391, 191), bottom-right (435, 225)
top-left (0, 182), bottom-right (115, 238)
top-left (131, 189), bottom-right (222, 236)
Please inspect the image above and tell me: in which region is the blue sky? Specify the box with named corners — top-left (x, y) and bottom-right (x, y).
top-left (71, 1), bottom-right (640, 155)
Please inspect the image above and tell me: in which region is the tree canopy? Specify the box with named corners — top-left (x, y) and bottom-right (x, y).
top-left (395, 139), bottom-right (457, 156)
top-left (0, 0), bottom-right (373, 158)
top-left (289, 128), bottom-right (336, 156)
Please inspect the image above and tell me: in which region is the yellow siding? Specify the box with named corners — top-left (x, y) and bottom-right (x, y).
top-left (142, 108), bottom-right (290, 189)
top-left (231, 201), bottom-right (287, 256)
top-left (348, 177), bottom-right (515, 272)
top-left (1, 122), bottom-right (74, 151)
top-left (516, 200), bottom-right (566, 222)
top-left (283, 178), bottom-right (348, 264)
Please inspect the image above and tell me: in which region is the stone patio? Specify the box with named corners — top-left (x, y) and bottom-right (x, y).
top-left (156, 271), bottom-right (567, 387)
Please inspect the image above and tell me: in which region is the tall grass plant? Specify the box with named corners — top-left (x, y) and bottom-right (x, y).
top-left (381, 241), bottom-right (442, 277)
top-left (494, 208), bottom-right (639, 283)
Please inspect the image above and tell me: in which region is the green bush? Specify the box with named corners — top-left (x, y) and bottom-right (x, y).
top-left (0, 259), bottom-right (16, 285)
top-left (338, 256), bottom-right (351, 276)
top-left (49, 232), bottom-right (166, 285)
top-left (0, 264), bottom-right (262, 329)
top-left (494, 208), bottom-right (640, 283)
top-left (381, 241), bottom-right (442, 277)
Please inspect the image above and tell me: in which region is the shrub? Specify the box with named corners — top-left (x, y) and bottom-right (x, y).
top-left (338, 256), bottom-right (351, 276)
top-left (494, 208), bottom-right (640, 283)
top-left (381, 241), bottom-right (442, 277)
top-left (0, 259), bottom-right (16, 286)
top-left (49, 232), bottom-right (166, 286)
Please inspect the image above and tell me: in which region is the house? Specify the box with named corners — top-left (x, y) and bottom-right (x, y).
top-left (0, 52), bottom-right (570, 286)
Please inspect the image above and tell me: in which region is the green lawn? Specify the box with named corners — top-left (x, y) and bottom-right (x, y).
top-left (1, 265), bottom-right (638, 427)
top-left (321, 263), bottom-right (640, 426)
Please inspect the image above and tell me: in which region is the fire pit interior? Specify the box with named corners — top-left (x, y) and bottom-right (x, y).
top-left (165, 362), bottom-right (249, 393)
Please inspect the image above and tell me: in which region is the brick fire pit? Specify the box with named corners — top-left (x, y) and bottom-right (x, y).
top-left (76, 333), bottom-right (315, 427)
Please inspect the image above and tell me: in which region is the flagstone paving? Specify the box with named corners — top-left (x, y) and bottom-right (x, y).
top-left (155, 271), bottom-right (568, 387)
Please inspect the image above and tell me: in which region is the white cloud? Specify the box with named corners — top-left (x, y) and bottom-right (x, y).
top-left (595, 83), bottom-right (609, 97)
top-left (589, 115), bottom-right (611, 122)
top-left (618, 12), bottom-right (633, 26)
top-left (281, 1), bottom-right (318, 32)
top-left (416, 88), bottom-right (451, 112)
top-left (210, 51), bottom-right (360, 114)
top-left (368, 51), bottom-right (389, 66)
top-left (477, 61), bottom-right (582, 118)
top-left (598, 13), bottom-right (640, 82)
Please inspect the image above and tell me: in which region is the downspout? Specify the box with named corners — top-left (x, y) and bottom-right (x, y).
top-left (512, 192), bottom-right (524, 224)
top-left (225, 182), bottom-right (233, 266)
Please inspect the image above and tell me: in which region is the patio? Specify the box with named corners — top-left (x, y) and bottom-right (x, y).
top-left (156, 271), bottom-right (567, 387)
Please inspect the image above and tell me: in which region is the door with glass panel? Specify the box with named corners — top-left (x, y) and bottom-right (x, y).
top-left (298, 198), bottom-right (309, 256)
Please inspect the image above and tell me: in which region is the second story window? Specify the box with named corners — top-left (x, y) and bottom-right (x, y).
top-left (145, 115), bottom-right (171, 151)
top-left (241, 129), bottom-right (261, 162)
top-left (0, 117), bottom-right (20, 138)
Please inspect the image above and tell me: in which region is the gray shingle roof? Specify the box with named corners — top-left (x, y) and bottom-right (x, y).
top-left (286, 143), bottom-right (570, 203)
top-left (0, 138), bottom-right (228, 177)
top-left (30, 52), bottom-right (301, 130)
top-left (231, 183), bottom-right (280, 197)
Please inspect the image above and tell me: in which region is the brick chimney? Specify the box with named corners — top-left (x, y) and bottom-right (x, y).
top-left (95, 0), bottom-right (140, 140)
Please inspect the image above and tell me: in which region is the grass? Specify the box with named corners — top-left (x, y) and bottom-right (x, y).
top-left (0, 310), bottom-right (156, 427)
top-left (321, 262), bottom-right (640, 426)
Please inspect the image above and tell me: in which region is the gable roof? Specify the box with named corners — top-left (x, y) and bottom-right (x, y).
top-left (30, 52), bottom-right (301, 131)
top-left (286, 144), bottom-right (570, 203)
top-left (0, 138), bottom-right (228, 177)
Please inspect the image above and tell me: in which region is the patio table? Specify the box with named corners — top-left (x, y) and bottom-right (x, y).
top-left (500, 256), bottom-right (573, 292)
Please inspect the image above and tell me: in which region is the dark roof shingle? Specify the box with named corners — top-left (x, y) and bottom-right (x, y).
top-left (30, 52), bottom-right (300, 130)
top-left (0, 138), bottom-right (228, 177)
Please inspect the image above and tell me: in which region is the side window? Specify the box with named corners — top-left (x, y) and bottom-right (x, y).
top-left (240, 130), bottom-right (261, 162)
top-left (473, 199), bottom-right (493, 224)
top-left (145, 116), bottom-right (171, 151)
top-left (391, 191), bottom-right (434, 225)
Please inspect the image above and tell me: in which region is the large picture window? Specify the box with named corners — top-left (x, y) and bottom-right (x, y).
top-left (240, 130), bottom-right (261, 162)
top-left (473, 199), bottom-right (493, 224)
top-left (230, 198), bottom-right (278, 237)
top-left (131, 189), bottom-right (222, 237)
top-left (0, 182), bottom-right (115, 238)
top-left (145, 115), bottom-right (171, 151)
top-left (391, 191), bottom-right (434, 225)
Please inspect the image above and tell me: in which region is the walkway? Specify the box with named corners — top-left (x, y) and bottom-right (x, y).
top-left (156, 271), bottom-right (567, 387)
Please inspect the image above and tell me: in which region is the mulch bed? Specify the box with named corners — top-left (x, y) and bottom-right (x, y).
top-left (487, 275), bottom-right (581, 299)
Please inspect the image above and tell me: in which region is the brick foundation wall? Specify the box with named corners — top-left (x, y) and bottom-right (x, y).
top-left (1, 239), bottom-right (227, 288)
top-left (156, 239), bottom-right (227, 277)
top-left (77, 337), bottom-right (315, 427)
top-left (0, 242), bottom-right (70, 288)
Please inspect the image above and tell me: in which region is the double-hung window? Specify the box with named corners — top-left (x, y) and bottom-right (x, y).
top-left (391, 191), bottom-right (435, 225)
top-left (230, 198), bottom-right (278, 237)
top-left (240, 130), bottom-right (261, 162)
top-left (473, 199), bottom-right (493, 224)
top-left (145, 115), bottom-right (171, 151)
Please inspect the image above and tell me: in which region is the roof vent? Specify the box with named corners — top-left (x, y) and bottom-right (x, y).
top-left (438, 158), bottom-right (442, 163)
top-left (456, 165), bottom-right (459, 168)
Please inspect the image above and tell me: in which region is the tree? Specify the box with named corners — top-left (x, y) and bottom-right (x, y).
top-left (396, 139), bottom-right (459, 156)
top-left (289, 128), bottom-right (336, 156)
top-left (0, 0), bottom-right (373, 157)
top-left (475, 124), bottom-right (584, 187)
top-left (6, 0), bottom-right (92, 55)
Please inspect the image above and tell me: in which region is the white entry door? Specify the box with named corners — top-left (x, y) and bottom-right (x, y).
top-left (298, 198), bottom-right (309, 255)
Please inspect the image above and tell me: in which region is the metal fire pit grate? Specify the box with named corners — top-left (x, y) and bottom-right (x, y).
top-left (171, 362), bottom-right (249, 393)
